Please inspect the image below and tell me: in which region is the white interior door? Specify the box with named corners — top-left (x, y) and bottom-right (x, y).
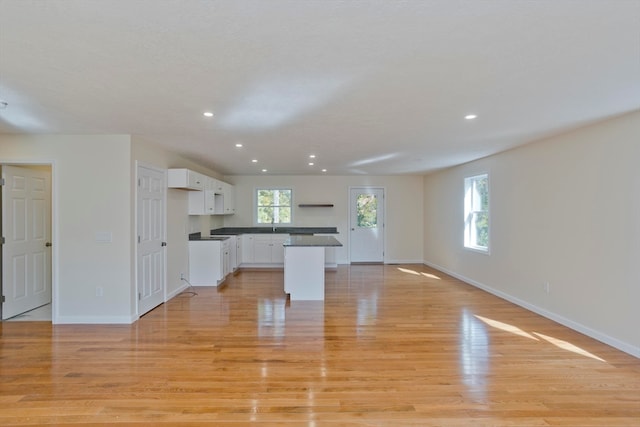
top-left (2, 165), bottom-right (52, 319)
top-left (349, 187), bottom-right (384, 263)
top-left (137, 164), bottom-right (166, 316)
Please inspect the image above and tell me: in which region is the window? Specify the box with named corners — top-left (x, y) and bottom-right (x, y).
top-left (256, 188), bottom-right (292, 224)
top-left (356, 193), bottom-right (378, 228)
top-left (464, 174), bottom-right (489, 252)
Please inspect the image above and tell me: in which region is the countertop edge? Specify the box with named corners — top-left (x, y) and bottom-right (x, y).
top-left (283, 235), bottom-right (343, 247)
top-left (208, 227), bottom-right (339, 235)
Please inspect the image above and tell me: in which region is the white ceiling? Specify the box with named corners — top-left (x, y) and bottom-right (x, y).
top-left (0, 0), bottom-right (638, 175)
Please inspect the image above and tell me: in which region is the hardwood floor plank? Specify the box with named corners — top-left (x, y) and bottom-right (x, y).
top-left (1, 264), bottom-right (638, 426)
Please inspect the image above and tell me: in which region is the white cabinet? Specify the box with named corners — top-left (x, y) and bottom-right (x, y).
top-left (188, 190), bottom-right (216, 215)
top-left (284, 246), bottom-right (326, 300)
top-left (213, 235), bottom-right (237, 273)
top-left (253, 235), bottom-right (272, 263)
top-left (235, 236), bottom-right (242, 271)
top-left (271, 234), bottom-right (288, 263)
top-left (188, 240), bottom-right (228, 286)
top-left (209, 178), bottom-right (224, 193)
top-left (241, 234), bottom-right (255, 264)
top-left (222, 182), bottom-right (235, 214)
top-left (205, 177), bottom-right (218, 191)
top-left (168, 168), bottom-right (205, 190)
top-left (167, 169), bottom-right (235, 216)
top-left (222, 239), bottom-right (230, 278)
top-left (213, 182), bottom-right (235, 215)
top-left (241, 234), bottom-right (288, 266)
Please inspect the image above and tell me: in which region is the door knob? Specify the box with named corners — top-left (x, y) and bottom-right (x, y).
top-left (45, 242), bottom-right (52, 247)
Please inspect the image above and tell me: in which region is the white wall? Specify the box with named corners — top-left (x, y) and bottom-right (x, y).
top-left (224, 174), bottom-right (424, 264)
top-left (1, 134), bottom-right (133, 323)
top-left (423, 111), bottom-right (640, 357)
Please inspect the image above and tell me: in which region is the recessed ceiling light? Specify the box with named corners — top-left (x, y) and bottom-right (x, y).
top-left (261, 169), bottom-right (267, 172)
top-left (235, 143), bottom-right (243, 148)
top-left (309, 154), bottom-right (316, 159)
top-left (203, 111), bottom-right (214, 117)
top-left (308, 162), bottom-right (314, 166)
top-left (322, 169), bottom-right (327, 172)
top-left (465, 114), bottom-right (477, 120)
top-left (252, 159), bottom-right (258, 163)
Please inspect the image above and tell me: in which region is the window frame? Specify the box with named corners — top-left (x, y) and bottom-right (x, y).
top-left (464, 173), bottom-right (490, 254)
top-left (254, 187), bottom-right (293, 226)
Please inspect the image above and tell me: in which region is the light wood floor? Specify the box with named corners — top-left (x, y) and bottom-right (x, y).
top-left (1, 265), bottom-right (639, 426)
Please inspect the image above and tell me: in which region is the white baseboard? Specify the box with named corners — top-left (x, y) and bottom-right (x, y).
top-left (166, 283), bottom-right (191, 300)
top-left (424, 260), bottom-right (640, 359)
top-left (238, 263), bottom-right (284, 269)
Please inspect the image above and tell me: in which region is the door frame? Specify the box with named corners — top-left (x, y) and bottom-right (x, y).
top-left (348, 186), bottom-right (386, 264)
top-left (0, 159), bottom-right (57, 322)
top-left (134, 161), bottom-right (167, 317)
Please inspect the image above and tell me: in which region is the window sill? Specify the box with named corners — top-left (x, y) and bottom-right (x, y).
top-left (464, 245), bottom-right (490, 255)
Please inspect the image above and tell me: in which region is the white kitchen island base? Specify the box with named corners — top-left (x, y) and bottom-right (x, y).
top-left (284, 246), bottom-right (325, 300)
top-left (283, 235), bottom-right (342, 301)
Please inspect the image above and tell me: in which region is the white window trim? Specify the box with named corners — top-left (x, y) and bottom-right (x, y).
top-left (464, 173), bottom-right (490, 254)
top-left (254, 187), bottom-right (293, 226)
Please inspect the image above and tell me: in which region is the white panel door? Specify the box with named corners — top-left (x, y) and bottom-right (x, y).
top-left (2, 165), bottom-right (52, 319)
top-left (349, 187), bottom-right (384, 263)
top-left (137, 164), bottom-right (166, 316)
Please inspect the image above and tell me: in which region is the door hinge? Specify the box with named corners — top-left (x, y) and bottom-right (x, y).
top-left (1, 236), bottom-right (5, 245)
top-left (138, 178), bottom-right (141, 187)
top-left (0, 178), bottom-right (5, 186)
top-left (1, 295), bottom-right (5, 303)
top-left (138, 235), bottom-right (141, 243)
top-left (138, 292), bottom-right (142, 301)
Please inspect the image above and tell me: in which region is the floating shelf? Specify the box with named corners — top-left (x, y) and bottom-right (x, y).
top-left (298, 204), bottom-right (334, 208)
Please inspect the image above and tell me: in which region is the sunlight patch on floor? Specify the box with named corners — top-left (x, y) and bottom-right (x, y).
top-left (473, 313), bottom-right (607, 363)
top-left (474, 314), bottom-right (539, 340)
top-left (534, 332), bottom-right (606, 362)
top-left (397, 267), bottom-right (441, 280)
top-left (397, 267), bottom-right (420, 276)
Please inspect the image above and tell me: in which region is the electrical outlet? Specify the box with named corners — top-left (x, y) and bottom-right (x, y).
top-left (180, 272), bottom-right (185, 280)
top-left (96, 286), bottom-right (104, 297)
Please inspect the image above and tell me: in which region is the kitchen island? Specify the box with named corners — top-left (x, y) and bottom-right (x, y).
top-left (283, 235), bottom-right (342, 301)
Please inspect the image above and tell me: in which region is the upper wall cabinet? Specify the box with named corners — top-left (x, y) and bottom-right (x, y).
top-left (208, 178), bottom-right (224, 193)
top-left (167, 168), bottom-right (235, 215)
top-left (211, 181), bottom-right (234, 214)
top-left (167, 168), bottom-right (205, 190)
top-left (222, 182), bottom-right (235, 214)
top-left (189, 189), bottom-right (216, 215)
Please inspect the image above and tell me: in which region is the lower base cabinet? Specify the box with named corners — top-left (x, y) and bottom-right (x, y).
top-left (188, 240), bottom-right (229, 286)
top-left (241, 234), bottom-right (288, 266)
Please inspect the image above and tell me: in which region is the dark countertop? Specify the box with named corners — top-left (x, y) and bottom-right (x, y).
top-left (283, 235), bottom-right (343, 247)
top-left (209, 227), bottom-right (338, 235)
top-left (188, 234), bottom-right (230, 241)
